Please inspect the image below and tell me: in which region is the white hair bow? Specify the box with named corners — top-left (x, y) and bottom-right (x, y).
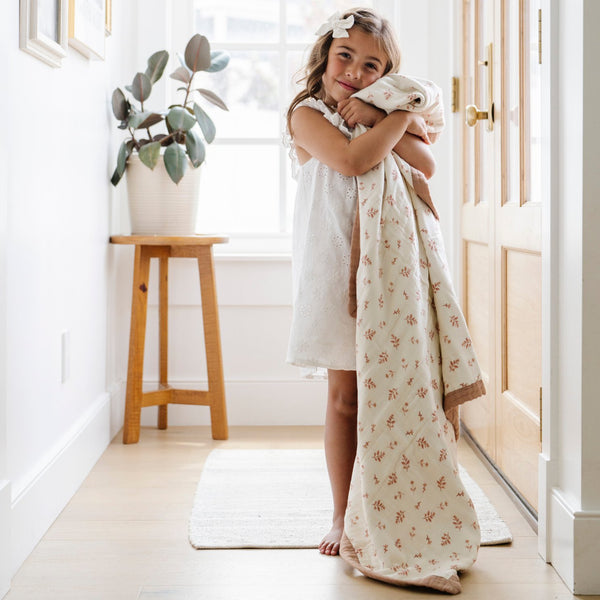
top-left (315, 12), bottom-right (355, 38)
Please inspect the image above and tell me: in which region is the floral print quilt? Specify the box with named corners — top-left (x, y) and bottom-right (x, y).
top-left (340, 75), bottom-right (486, 594)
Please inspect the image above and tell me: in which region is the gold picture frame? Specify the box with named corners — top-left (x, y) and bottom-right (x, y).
top-left (105, 0), bottom-right (112, 36)
top-left (68, 0), bottom-right (105, 59)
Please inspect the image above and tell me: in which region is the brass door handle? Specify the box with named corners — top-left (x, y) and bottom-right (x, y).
top-left (465, 42), bottom-right (495, 131)
top-left (465, 104), bottom-right (488, 126)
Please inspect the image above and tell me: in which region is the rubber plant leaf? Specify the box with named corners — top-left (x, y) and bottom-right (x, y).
top-left (167, 106), bottom-right (196, 132)
top-left (111, 88), bottom-right (130, 120)
top-left (131, 72), bottom-right (152, 103)
top-left (111, 140), bottom-right (134, 186)
top-left (193, 102), bottom-right (216, 143)
top-left (206, 50), bottom-right (230, 73)
top-left (195, 88), bottom-right (229, 111)
top-left (163, 143), bottom-right (188, 184)
top-left (145, 50), bottom-right (169, 84)
top-left (139, 141), bottom-right (162, 170)
top-left (184, 34), bottom-right (211, 72)
top-left (170, 66), bottom-right (191, 84)
top-left (185, 128), bottom-right (206, 167)
top-left (128, 111), bottom-right (163, 130)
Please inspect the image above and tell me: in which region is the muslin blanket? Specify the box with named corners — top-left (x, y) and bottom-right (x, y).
top-left (339, 75), bottom-right (485, 594)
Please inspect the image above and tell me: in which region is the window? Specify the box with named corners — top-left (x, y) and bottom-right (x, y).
top-left (182, 0), bottom-right (394, 252)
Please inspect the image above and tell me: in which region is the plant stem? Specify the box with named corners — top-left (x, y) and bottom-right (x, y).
top-left (157, 132), bottom-right (177, 145)
top-left (128, 128), bottom-right (141, 149)
top-left (183, 74), bottom-right (193, 108)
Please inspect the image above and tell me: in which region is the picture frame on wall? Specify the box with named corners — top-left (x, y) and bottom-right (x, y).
top-left (19, 0), bottom-right (69, 67)
top-left (105, 0), bottom-right (112, 36)
top-left (68, 0), bottom-right (105, 59)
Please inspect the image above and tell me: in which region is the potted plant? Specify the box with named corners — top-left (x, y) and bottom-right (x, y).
top-left (110, 33), bottom-right (229, 235)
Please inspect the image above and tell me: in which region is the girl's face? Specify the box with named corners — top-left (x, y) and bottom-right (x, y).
top-left (322, 27), bottom-right (387, 107)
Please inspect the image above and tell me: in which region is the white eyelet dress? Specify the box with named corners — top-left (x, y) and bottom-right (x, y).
top-left (286, 97), bottom-right (358, 373)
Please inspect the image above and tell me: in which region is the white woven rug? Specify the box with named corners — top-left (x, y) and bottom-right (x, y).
top-left (188, 449), bottom-right (512, 549)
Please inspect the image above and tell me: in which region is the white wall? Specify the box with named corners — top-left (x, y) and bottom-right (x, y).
top-left (397, 2), bottom-right (457, 282)
top-left (3, 0), bottom-right (138, 585)
top-left (580, 0), bottom-right (600, 520)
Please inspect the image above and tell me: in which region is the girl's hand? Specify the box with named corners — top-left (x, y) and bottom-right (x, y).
top-left (337, 98), bottom-right (386, 129)
top-left (402, 112), bottom-right (431, 145)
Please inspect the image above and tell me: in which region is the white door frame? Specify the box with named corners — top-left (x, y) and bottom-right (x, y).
top-left (0, 81), bottom-right (11, 598)
top-left (1, 7), bottom-right (10, 591)
top-left (536, 0), bottom-right (555, 566)
top-left (542, 0), bottom-right (600, 593)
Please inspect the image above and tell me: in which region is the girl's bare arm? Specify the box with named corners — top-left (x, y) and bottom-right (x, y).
top-left (392, 133), bottom-right (436, 179)
top-left (291, 106), bottom-right (422, 177)
top-left (337, 98), bottom-right (436, 179)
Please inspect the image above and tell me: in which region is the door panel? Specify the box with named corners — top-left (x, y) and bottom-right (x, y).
top-left (460, 0), bottom-right (542, 512)
top-left (463, 241), bottom-right (492, 455)
top-left (504, 249), bottom-right (542, 416)
top-left (497, 393), bottom-right (541, 508)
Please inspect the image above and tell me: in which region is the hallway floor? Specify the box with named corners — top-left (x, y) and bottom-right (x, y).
top-left (5, 426), bottom-right (596, 599)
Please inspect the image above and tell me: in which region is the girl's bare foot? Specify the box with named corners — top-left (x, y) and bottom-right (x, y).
top-left (319, 517), bottom-right (344, 556)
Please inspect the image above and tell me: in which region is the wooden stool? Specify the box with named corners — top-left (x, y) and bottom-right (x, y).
top-left (110, 235), bottom-right (229, 444)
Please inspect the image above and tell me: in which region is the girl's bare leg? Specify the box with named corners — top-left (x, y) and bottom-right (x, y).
top-left (320, 369), bottom-right (358, 556)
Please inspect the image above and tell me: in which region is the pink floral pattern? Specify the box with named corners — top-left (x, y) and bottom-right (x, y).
top-left (340, 76), bottom-right (484, 594)
top-left (352, 73), bottom-right (445, 133)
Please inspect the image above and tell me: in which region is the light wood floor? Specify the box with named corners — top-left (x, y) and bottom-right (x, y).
top-left (5, 426), bottom-right (596, 599)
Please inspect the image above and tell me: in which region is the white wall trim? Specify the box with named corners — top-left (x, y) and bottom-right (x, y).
top-left (0, 480), bottom-right (10, 598)
top-left (550, 487), bottom-right (600, 594)
top-left (0, 9), bottom-right (9, 589)
top-left (538, 451), bottom-right (554, 561)
top-left (10, 393), bottom-right (110, 576)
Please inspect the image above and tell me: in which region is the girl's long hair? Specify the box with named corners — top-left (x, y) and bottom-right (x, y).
top-left (286, 8), bottom-right (401, 136)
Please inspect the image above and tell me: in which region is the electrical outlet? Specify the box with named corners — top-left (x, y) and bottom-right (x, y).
top-left (61, 331), bottom-right (70, 383)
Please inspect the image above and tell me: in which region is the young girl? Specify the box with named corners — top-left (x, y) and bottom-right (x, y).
top-left (286, 8), bottom-right (438, 557)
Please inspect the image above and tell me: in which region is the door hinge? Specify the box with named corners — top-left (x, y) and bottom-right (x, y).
top-left (451, 76), bottom-right (460, 113)
top-left (538, 9), bottom-right (543, 65)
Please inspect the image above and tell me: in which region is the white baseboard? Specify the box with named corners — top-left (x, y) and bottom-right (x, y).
top-left (109, 382), bottom-right (126, 439)
top-left (550, 487), bottom-right (600, 594)
top-left (10, 394), bottom-right (111, 576)
top-left (0, 479), bottom-right (10, 598)
top-left (129, 379), bottom-right (328, 427)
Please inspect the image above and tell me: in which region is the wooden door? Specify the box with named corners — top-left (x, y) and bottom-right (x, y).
top-left (460, 0), bottom-right (542, 513)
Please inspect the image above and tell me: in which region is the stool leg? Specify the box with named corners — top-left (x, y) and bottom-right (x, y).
top-left (198, 246), bottom-right (229, 440)
top-left (158, 256), bottom-right (169, 430)
top-left (123, 246), bottom-right (151, 444)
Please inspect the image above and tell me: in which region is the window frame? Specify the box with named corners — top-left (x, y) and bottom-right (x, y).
top-left (172, 0), bottom-right (397, 255)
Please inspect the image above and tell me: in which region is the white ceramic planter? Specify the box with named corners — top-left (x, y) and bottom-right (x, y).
top-left (125, 154), bottom-right (202, 235)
